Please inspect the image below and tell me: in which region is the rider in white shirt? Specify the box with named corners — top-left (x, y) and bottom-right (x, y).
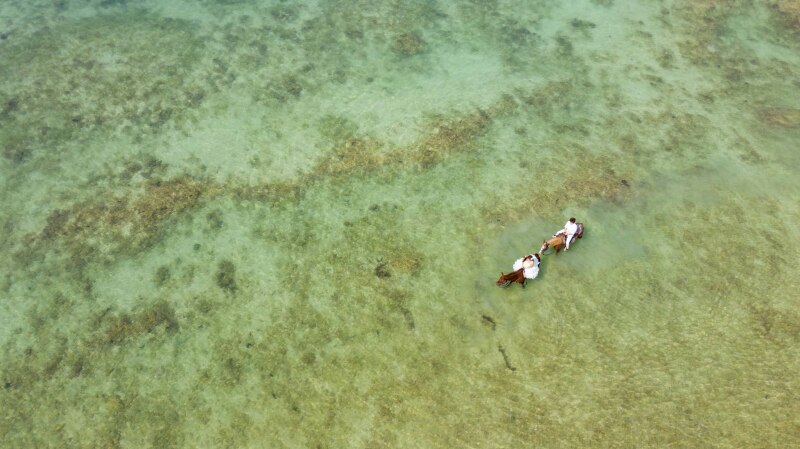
top-left (557, 217), bottom-right (579, 251)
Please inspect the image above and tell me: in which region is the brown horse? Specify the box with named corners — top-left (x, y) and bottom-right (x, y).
top-left (540, 223), bottom-right (584, 254)
top-left (496, 268), bottom-right (526, 288)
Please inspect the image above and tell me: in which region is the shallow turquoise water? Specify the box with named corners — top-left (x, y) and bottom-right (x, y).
top-left (1, 1), bottom-right (799, 447)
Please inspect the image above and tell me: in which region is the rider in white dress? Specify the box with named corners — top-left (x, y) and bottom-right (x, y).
top-left (513, 254), bottom-right (540, 279)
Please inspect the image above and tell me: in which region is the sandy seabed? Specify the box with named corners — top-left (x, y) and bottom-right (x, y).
top-left (1, 1), bottom-right (799, 448)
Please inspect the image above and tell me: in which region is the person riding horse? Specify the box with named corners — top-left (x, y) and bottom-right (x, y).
top-left (558, 217), bottom-right (579, 251)
top-left (496, 253), bottom-right (541, 288)
top-left (514, 253), bottom-right (540, 278)
top-left (540, 218), bottom-right (585, 254)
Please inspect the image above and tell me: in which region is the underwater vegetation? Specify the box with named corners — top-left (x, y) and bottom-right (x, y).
top-left (759, 107), bottom-right (800, 126)
top-left (313, 106), bottom-right (496, 177)
top-left (20, 176), bottom-right (214, 268)
top-left (102, 301), bottom-right (179, 346)
top-left (0, 12), bottom-right (209, 156)
top-left (215, 260), bottom-right (237, 293)
top-left (14, 99), bottom-right (501, 273)
top-left (154, 265), bottom-right (171, 288)
top-left (773, 0), bottom-right (800, 32)
top-left (392, 32), bottom-right (426, 56)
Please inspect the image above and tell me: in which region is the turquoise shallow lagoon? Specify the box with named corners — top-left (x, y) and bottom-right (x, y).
top-left (1, 0), bottom-right (799, 447)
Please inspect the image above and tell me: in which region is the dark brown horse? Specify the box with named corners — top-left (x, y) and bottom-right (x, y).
top-left (496, 268), bottom-right (526, 288)
top-left (540, 223), bottom-right (584, 254)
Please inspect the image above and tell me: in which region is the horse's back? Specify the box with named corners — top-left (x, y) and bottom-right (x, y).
top-left (496, 268), bottom-right (525, 287)
top-left (507, 268), bottom-right (525, 282)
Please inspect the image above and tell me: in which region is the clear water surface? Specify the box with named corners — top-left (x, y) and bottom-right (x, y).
top-left (1, 1), bottom-right (799, 447)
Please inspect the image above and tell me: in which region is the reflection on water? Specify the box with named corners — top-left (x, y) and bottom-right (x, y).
top-left (1, 0), bottom-right (798, 447)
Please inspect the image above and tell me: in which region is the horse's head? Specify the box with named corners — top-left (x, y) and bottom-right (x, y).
top-left (542, 235), bottom-right (565, 254)
top-left (540, 240), bottom-right (549, 251)
top-left (496, 273), bottom-right (511, 287)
